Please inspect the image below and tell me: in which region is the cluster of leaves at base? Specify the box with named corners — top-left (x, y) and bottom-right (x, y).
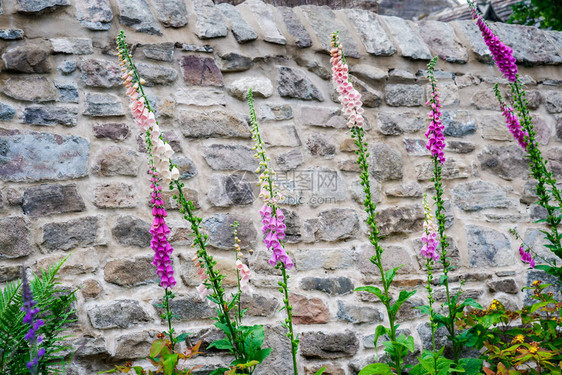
top-left (508, 0), bottom-right (562, 31)
top-left (0, 257), bottom-right (76, 374)
top-left (208, 323), bottom-right (272, 375)
top-left (100, 336), bottom-right (202, 375)
top-left (457, 281), bottom-right (562, 374)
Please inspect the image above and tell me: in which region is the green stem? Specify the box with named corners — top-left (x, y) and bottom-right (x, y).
top-left (279, 264), bottom-right (298, 375)
top-left (352, 126), bottom-right (402, 373)
top-left (163, 289), bottom-right (175, 350)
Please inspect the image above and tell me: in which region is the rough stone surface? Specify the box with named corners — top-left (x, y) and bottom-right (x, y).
top-left (291, 294), bottom-right (329, 324)
top-left (22, 183), bottom-right (85, 217)
top-left (278, 7), bottom-right (312, 48)
top-left (545, 91), bottom-right (562, 113)
top-left (41, 216), bottom-right (100, 251)
top-left (0, 103), bottom-right (15, 121)
top-left (217, 3), bottom-right (257, 43)
top-left (21, 105), bottom-right (78, 127)
top-left (276, 149), bottom-right (304, 171)
top-left (301, 277), bottom-right (354, 296)
top-left (243, 0), bottom-right (285, 45)
top-left (2, 45), bottom-right (51, 73)
top-left (370, 142), bottom-right (403, 181)
top-left (228, 77), bottom-right (273, 100)
top-left (88, 300), bottom-right (151, 329)
top-left (202, 213), bottom-right (256, 250)
top-left (55, 81), bottom-right (79, 103)
top-left (0, 29), bottom-right (24, 40)
top-left (16, 0), bottom-right (69, 14)
top-left (207, 173), bottom-right (257, 207)
top-left (452, 180), bottom-right (510, 211)
top-left (179, 109), bottom-right (249, 138)
top-left (76, 0), bottom-right (112, 30)
top-left (111, 215), bottom-right (151, 247)
top-left (105, 257), bottom-right (157, 287)
top-left (300, 330), bottom-right (359, 359)
top-left (92, 146), bottom-right (140, 177)
top-left (93, 122), bottom-right (130, 141)
top-left (142, 43), bottom-right (174, 62)
top-left (313, 208), bottom-right (359, 241)
top-left (0, 131), bottom-right (89, 182)
top-left (306, 133), bottom-right (336, 157)
top-left (218, 52), bottom-right (252, 72)
top-left (488, 279), bottom-right (519, 294)
top-left (79, 59), bottom-right (121, 88)
top-left (136, 62), bottom-right (178, 86)
top-left (117, 0), bottom-right (161, 35)
top-left (278, 66), bottom-right (323, 101)
top-left (377, 204), bottom-right (424, 236)
top-left (337, 301), bottom-right (383, 324)
top-left (377, 111), bottom-right (425, 135)
top-left (346, 10), bottom-right (396, 56)
top-left (443, 110), bottom-right (477, 137)
top-left (152, 0), bottom-right (188, 28)
top-left (203, 144), bottom-right (258, 171)
top-left (179, 56), bottom-right (223, 86)
top-left (479, 144), bottom-right (530, 180)
top-left (418, 21), bottom-right (468, 63)
top-left (192, 0), bottom-right (228, 39)
top-left (381, 16), bottom-right (432, 60)
top-left (0, 216), bottom-right (33, 259)
top-left (416, 158), bottom-right (469, 180)
top-left (2, 77), bottom-right (58, 103)
top-left (385, 84), bottom-right (424, 107)
top-left (467, 225), bottom-right (513, 267)
top-left (94, 183), bottom-right (136, 208)
top-left (83, 93), bottom-right (124, 116)
top-left (50, 38), bottom-right (93, 55)
top-left (453, 20), bottom-right (493, 62)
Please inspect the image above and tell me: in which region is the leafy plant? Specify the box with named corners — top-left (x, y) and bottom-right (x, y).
top-left (509, 0), bottom-right (562, 31)
top-left (0, 257), bottom-right (76, 374)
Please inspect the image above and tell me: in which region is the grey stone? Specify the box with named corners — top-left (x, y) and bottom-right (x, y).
top-left (472, 89), bottom-right (501, 110)
top-left (254, 325), bottom-right (293, 375)
top-left (117, 0), bottom-right (161, 35)
top-left (385, 182), bottom-right (423, 198)
top-left (243, 0), bottom-right (285, 44)
top-left (545, 91), bottom-right (562, 113)
top-left (202, 213), bottom-right (256, 250)
top-left (155, 295), bottom-right (216, 321)
top-left (556, 115), bottom-right (562, 141)
top-left (479, 114), bottom-right (513, 141)
top-left (385, 84), bottom-right (424, 107)
top-left (22, 183), bottom-right (85, 217)
top-left (348, 76), bottom-right (382, 107)
top-left (443, 110), bottom-right (477, 137)
top-left (240, 294), bottom-right (279, 317)
top-left (524, 228), bottom-right (559, 263)
top-left (294, 247), bottom-right (354, 271)
top-left (228, 77), bottom-right (273, 100)
top-left (78, 58), bottom-right (121, 88)
top-left (58, 60), bottom-right (76, 74)
top-left (452, 20), bottom-right (492, 63)
top-left (262, 125), bottom-right (301, 147)
top-left (300, 105), bottom-right (346, 129)
top-left (315, 208), bottom-right (359, 241)
top-left (152, 0), bottom-right (188, 28)
top-left (350, 64), bottom-right (388, 82)
top-left (479, 144), bottom-right (530, 180)
top-left (105, 257), bottom-right (157, 287)
top-left (337, 301), bottom-right (383, 324)
top-left (92, 146), bottom-right (139, 177)
top-left (218, 52), bottom-right (252, 72)
top-left (16, 0), bottom-right (69, 14)
top-left (2, 77), bottom-right (58, 103)
top-left (452, 180), bottom-right (510, 211)
top-left (0, 216), bottom-right (33, 259)
top-left (93, 182), bottom-right (136, 208)
top-left (494, 23), bottom-right (562, 66)
top-left (275, 149), bottom-right (303, 171)
top-left (21, 105), bottom-right (77, 127)
top-left (0, 265), bottom-right (24, 282)
top-left (50, 38), bottom-right (93, 55)
top-left (218, 3), bottom-right (257, 43)
top-left (278, 7), bottom-right (312, 48)
top-left (136, 62), bottom-right (178, 86)
top-left (306, 133), bottom-right (336, 157)
top-left (175, 156), bottom-right (198, 179)
top-left (301, 277), bottom-right (354, 296)
top-left (417, 323), bottom-right (452, 356)
top-left (88, 300), bottom-right (151, 329)
top-left (0, 103), bottom-right (15, 121)
top-left (278, 66), bottom-right (323, 101)
top-left (41, 216), bottom-right (100, 251)
top-left (455, 73), bottom-right (481, 88)
top-left (488, 279), bottom-right (519, 294)
top-left (300, 6), bottom-right (359, 58)
top-left (0, 29), bottom-right (24, 40)
top-left (380, 16), bottom-right (432, 60)
top-left (207, 173), bottom-right (257, 207)
top-left (300, 330), bottom-right (359, 358)
top-left (546, 147), bottom-right (562, 176)
top-left (467, 225), bottom-right (513, 267)
top-left (446, 140), bottom-right (476, 154)
top-left (0, 130), bottom-right (89, 182)
top-left (192, 0), bottom-right (228, 39)
top-left (83, 93), bottom-right (124, 116)
top-left (112, 215), bottom-right (151, 247)
top-left (370, 142), bottom-right (403, 181)
top-left (377, 204), bottom-right (424, 236)
top-left (203, 144), bottom-right (258, 171)
top-left (2, 45), bottom-right (51, 73)
top-left (377, 111), bottom-right (425, 135)
top-left (93, 122), bottom-right (130, 141)
top-left (416, 158), bottom-right (470, 180)
top-left (403, 138), bottom-right (430, 156)
top-left (258, 103), bottom-right (293, 121)
top-left (55, 81), bottom-right (79, 103)
top-left (179, 55), bottom-right (223, 86)
top-left (76, 0), bottom-right (112, 30)
top-left (359, 243), bottom-right (417, 277)
top-left (180, 43), bottom-right (214, 53)
top-left (113, 331), bottom-right (154, 360)
top-left (346, 10), bottom-right (396, 56)
top-left (179, 109), bottom-right (249, 138)
top-left (418, 21), bottom-right (468, 63)
top-left (142, 43), bottom-right (174, 62)
top-left (308, 168), bottom-right (347, 207)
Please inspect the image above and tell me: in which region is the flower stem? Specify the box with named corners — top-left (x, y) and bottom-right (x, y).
top-left (163, 288), bottom-right (175, 350)
top-left (279, 263), bottom-right (298, 375)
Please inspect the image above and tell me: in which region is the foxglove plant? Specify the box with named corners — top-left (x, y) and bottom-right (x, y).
top-left (330, 31), bottom-right (416, 375)
top-left (248, 89), bottom-right (299, 375)
top-left (21, 269), bottom-right (45, 374)
top-left (116, 31), bottom-right (270, 375)
top-left (469, 1), bottom-right (562, 279)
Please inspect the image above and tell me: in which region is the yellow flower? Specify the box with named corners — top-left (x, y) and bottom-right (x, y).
top-left (529, 342), bottom-right (539, 354)
top-left (512, 334), bottom-right (524, 344)
top-left (532, 280), bottom-right (541, 287)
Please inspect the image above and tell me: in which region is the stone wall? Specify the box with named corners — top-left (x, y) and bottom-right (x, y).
top-left (0, 0), bottom-right (561, 374)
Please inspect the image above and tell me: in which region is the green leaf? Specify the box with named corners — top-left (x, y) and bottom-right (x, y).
top-left (459, 358), bottom-right (483, 375)
top-left (209, 368), bottom-right (229, 375)
top-left (460, 298), bottom-right (483, 310)
top-left (373, 324), bottom-right (387, 348)
top-left (355, 286), bottom-right (384, 301)
top-left (314, 367), bottom-right (327, 375)
top-left (439, 274), bottom-right (448, 285)
top-left (416, 305), bottom-right (432, 315)
top-left (358, 363), bottom-right (394, 375)
top-left (149, 339), bottom-right (166, 358)
top-left (208, 338), bottom-right (234, 350)
top-left (250, 348), bottom-right (272, 364)
top-left (175, 332), bottom-right (189, 343)
top-left (163, 353), bottom-right (178, 375)
top-left (395, 334), bottom-right (415, 353)
top-left (384, 265), bottom-right (403, 285)
top-left (391, 290), bottom-right (417, 317)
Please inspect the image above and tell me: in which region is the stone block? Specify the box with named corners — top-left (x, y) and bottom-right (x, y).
top-left (105, 257), bottom-right (157, 287)
top-left (0, 216), bottom-right (33, 259)
top-left (88, 300), bottom-right (151, 329)
top-left (22, 183), bottom-right (85, 217)
top-left (300, 330), bottom-right (359, 359)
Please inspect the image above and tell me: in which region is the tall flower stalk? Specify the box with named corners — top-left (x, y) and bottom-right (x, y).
top-left (116, 31), bottom-right (270, 374)
top-left (21, 269), bottom-right (45, 374)
top-left (330, 31), bottom-right (415, 375)
top-left (469, 1), bottom-right (562, 279)
top-left (248, 89), bottom-right (299, 375)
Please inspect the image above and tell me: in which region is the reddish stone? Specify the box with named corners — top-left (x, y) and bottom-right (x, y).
top-left (179, 56), bottom-right (223, 87)
top-left (93, 122), bottom-right (130, 141)
top-left (290, 294), bottom-right (329, 324)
